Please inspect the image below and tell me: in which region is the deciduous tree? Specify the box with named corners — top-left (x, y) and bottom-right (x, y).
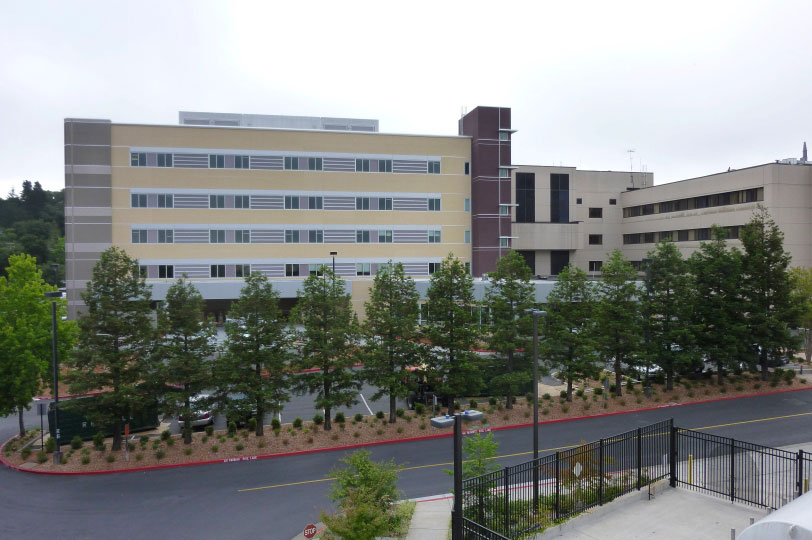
top-left (789, 266), bottom-right (812, 364)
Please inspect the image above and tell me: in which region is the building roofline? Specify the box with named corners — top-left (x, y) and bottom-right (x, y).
top-left (633, 161), bottom-right (810, 191)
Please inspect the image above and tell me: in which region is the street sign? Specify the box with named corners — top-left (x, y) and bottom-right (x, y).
top-left (573, 462), bottom-right (583, 478)
top-left (303, 524), bottom-right (317, 539)
top-left (37, 403), bottom-right (47, 416)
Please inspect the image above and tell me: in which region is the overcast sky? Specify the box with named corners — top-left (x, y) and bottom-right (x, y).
top-left (2, 0), bottom-right (811, 196)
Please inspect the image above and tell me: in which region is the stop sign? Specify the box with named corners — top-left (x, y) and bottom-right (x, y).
top-left (303, 524), bottom-right (318, 539)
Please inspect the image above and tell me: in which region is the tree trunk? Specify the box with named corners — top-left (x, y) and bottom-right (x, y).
top-left (112, 419), bottom-right (122, 451)
top-left (665, 369), bottom-right (674, 392)
top-left (447, 394), bottom-right (454, 416)
top-left (324, 379), bottom-right (332, 431)
top-left (183, 395), bottom-right (192, 444)
top-left (256, 398), bottom-right (264, 436)
top-left (614, 357), bottom-right (623, 397)
top-left (505, 350), bottom-right (514, 410)
top-left (716, 361), bottom-right (725, 386)
top-left (760, 349), bottom-right (769, 381)
top-left (17, 406), bottom-right (25, 438)
top-left (567, 377), bottom-right (573, 402)
top-left (389, 392), bottom-right (396, 424)
top-left (324, 406), bottom-right (332, 431)
top-left (804, 328), bottom-right (811, 364)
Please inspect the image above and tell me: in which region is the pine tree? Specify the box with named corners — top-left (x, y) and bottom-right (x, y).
top-left (689, 226), bottom-right (747, 385)
top-left (361, 262), bottom-right (422, 424)
top-left (543, 265), bottom-right (600, 401)
top-left (594, 250), bottom-right (642, 396)
top-left (214, 272), bottom-right (291, 436)
top-left (424, 254), bottom-right (481, 414)
top-left (156, 278), bottom-right (216, 443)
top-left (484, 251), bottom-right (536, 409)
top-left (292, 267), bottom-right (360, 431)
top-left (67, 247), bottom-right (156, 451)
top-left (644, 240), bottom-right (698, 390)
top-left (789, 266), bottom-right (812, 364)
top-left (740, 207), bottom-right (800, 380)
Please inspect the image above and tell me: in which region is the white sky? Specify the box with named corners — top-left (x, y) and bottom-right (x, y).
top-left (1, 0), bottom-right (811, 196)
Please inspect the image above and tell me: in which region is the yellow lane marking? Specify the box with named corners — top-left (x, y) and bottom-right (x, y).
top-left (238, 411), bottom-right (812, 493)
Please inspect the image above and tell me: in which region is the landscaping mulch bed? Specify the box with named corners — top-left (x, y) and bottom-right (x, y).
top-left (5, 371), bottom-right (810, 473)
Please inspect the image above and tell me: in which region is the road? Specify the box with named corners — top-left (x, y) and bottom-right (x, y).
top-left (1, 389), bottom-right (811, 540)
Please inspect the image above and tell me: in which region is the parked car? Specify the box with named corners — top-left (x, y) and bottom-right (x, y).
top-left (177, 395), bottom-right (214, 428)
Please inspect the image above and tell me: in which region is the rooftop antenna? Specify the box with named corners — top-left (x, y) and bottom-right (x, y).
top-left (627, 149), bottom-right (636, 187)
top-left (803, 141), bottom-right (808, 163)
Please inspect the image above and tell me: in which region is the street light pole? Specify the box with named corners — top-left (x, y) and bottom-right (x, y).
top-left (525, 308), bottom-right (547, 512)
top-left (44, 290), bottom-right (62, 464)
top-left (329, 251), bottom-right (337, 275)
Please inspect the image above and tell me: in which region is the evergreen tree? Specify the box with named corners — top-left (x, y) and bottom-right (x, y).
top-left (789, 266), bottom-right (812, 364)
top-left (740, 207), bottom-right (800, 380)
top-left (594, 250), bottom-right (642, 396)
top-left (0, 254), bottom-right (73, 436)
top-left (156, 278), bottom-right (216, 443)
top-left (424, 254), bottom-right (481, 414)
top-left (483, 251), bottom-right (536, 409)
top-left (689, 226), bottom-right (747, 384)
top-left (644, 241), bottom-right (698, 390)
top-left (66, 247), bottom-right (156, 451)
top-left (361, 262), bottom-right (422, 424)
top-left (215, 272), bottom-right (291, 436)
top-left (292, 267), bottom-right (360, 431)
top-left (543, 265), bottom-right (600, 401)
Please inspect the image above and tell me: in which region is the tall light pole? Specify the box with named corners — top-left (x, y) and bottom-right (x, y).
top-left (525, 308), bottom-right (547, 511)
top-left (329, 251), bottom-right (337, 276)
top-left (44, 290), bottom-right (62, 464)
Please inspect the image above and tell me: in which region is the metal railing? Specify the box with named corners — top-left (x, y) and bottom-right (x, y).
top-left (460, 419), bottom-right (672, 539)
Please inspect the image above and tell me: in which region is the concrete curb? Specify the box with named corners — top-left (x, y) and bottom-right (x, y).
top-left (3, 386), bottom-right (810, 476)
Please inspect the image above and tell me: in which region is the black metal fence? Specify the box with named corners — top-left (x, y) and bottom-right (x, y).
top-left (460, 419), bottom-right (672, 539)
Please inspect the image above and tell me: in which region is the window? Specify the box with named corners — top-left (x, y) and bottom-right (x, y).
top-left (356, 263), bottom-right (371, 276)
top-left (210, 230), bottom-right (226, 243)
top-left (157, 153), bottom-right (173, 167)
top-left (356, 230), bottom-right (370, 243)
top-left (355, 159), bottom-right (370, 172)
top-left (235, 230), bottom-right (250, 244)
top-left (550, 173), bottom-right (569, 223)
top-left (500, 237), bottom-right (510, 248)
top-left (576, 198), bottom-right (582, 204)
top-left (285, 263), bottom-right (299, 277)
top-left (378, 230), bottom-right (393, 243)
top-left (697, 228), bottom-right (711, 241)
top-left (428, 161), bottom-right (441, 174)
top-left (499, 205), bottom-right (510, 215)
top-left (356, 197), bottom-right (370, 210)
top-left (378, 159), bottom-right (392, 173)
top-left (428, 198), bottom-right (441, 211)
top-left (609, 198), bottom-right (617, 205)
top-left (308, 157), bottom-right (322, 171)
top-left (158, 229), bottom-right (173, 244)
top-left (499, 131), bottom-right (509, 141)
top-left (138, 265), bottom-right (147, 278)
top-left (464, 162), bottom-right (470, 175)
top-left (308, 196), bottom-right (323, 210)
top-left (428, 262), bottom-right (440, 274)
top-left (235, 264), bottom-right (251, 278)
top-left (309, 230), bottom-right (323, 243)
top-left (643, 232), bottom-right (655, 243)
top-left (285, 230), bottom-right (299, 243)
top-left (464, 230), bottom-right (471, 243)
top-left (678, 230), bottom-right (689, 242)
top-left (589, 208), bottom-right (603, 218)
top-left (210, 195), bottom-right (225, 208)
top-left (379, 197), bottom-right (393, 210)
top-left (235, 195), bottom-right (250, 209)
top-left (130, 152), bottom-right (147, 167)
top-left (209, 155), bottom-right (225, 168)
top-left (464, 198), bottom-right (470, 212)
top-left (158, 265), bottom-right (174, 279)
top-left (309, 264), bottom-right (323, 276)
top-left (551, 251), bottom-right (569, 276)
top-left (498, 167), bottom-right (510, 178)
top-left (589, 261), bottom-right (603, 272)
top-left (131, 229), bottom-right (147, 243)
top-left (429, 230), bottom-right (441, 243)
top-left (284, 196), bottom-right (299, 209)
top-left (210, 264), bottom-right (225, 278)
top-left (131, 193), bottom-right (148, 208)
top-left (157, 194), bottom-right (173, 208)
top-left (284, 156), bottom-right (299, 170)
top-left (516, 173), bottom-right (535, 223)
top-left (234, 155), bottom-right (249, 169)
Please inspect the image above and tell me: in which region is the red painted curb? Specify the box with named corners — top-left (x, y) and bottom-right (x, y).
top-left (4, 386), bottom-right (810, 476)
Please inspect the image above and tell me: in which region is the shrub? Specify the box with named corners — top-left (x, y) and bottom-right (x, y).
top-left (619, 399), bottom-right (626, 406)
top-left (735, 385), bottom-right (744, 392)
top-left (687, 391), bottom-right (695, 398)
top-left (307, 437), bottom-right (314, 444)
top-left (313, 414), bottom-right (324, 426)
top-left (376, 410), bottom-right (385, 419)
top-left (135, 453), bottom-right (143, 461)
top-left (166, 437), bottom-right (175, 447)
top-left (353, 432), bottom-right (360, 438)
top-left (60, 456), bottom-right (68, 465)
top-left (331, 434), bottom-right (339, 441)
top-left (70, 435), bottom-right (83, 450)
top-left (228, 421), bottom-right (237, 435)
top-left (593, 388), bottom-right (603, 396)
top-left (96, 444), bottom-right (106, 452)
top-left (160, 430), bottom-right (171, 441)
top-left (205, 425), bottom-right (214, 436)
top-left (562, 405), bottom-right (569, 413)
top-left (405, 415), bottom-right (412, 423)
top-left (525, 392), bottom-right (534, 404)
top-left (45, 437), bottom-right (57, 453)
top-left (576, 388), bottom-right (585, 398)
top-left (376, 429), bottom-right (383, 436)
top-left (502, 414), bottom-right (509, 421)
top-left (800, 378), bottom-right (807, 384)
top-left (81, 456), bottom-right (90, 465)
top-left (106, 454), bottom-right (115, 463)
top-left (524, 411), bottom-right (530, 418)
top-left (414, 403), bottom-right (425, 416)
top-left (396, 408), bottom-right (405, 418)
top-left (155, 450), bottom-right (165, 460)
top-left (488, 396), bottom-right (497, 406)
top-left (468, 399), bottom-right (478, 410)
top-left (247, 418), bottom-right (257, 432)
top-left (636, 397), bottom-right (643, 404)
top-left (560, 390), bottom-right (568, 398)
top-left (420, 422), bottom-right (427, 430)
top-left (273, 428), bottom-right (280, 437)
top-left (720, 386), bottom-right (727, 393)
top-left (258, 440), bottom-right (265, 448)
top-left (184, 448), bottom-right (193, 456)
top-left (293, 417), bottom-right (303, 428)
top-left (210, 445), bottom-right (219, 453)
top-left (783, 370), bottom-right (797, 383)
top-left (271, 418), bottom-right (281, 430)
top-left (37, 451), bottom-right (48, 464)
top-left (282, 439), bottom-right (289, 445)
top-left (81, 448), bottom-right (90, 455)
top-left (202, 435), bottom-right (208, 443)
top-left (140, 435), bottom-right (149, 444)
top-left (93, 431), bottom-right (105, 449)
top-left (609, 384), bottom-right (618, 394)
top-left (334, 411), bottom-right (345, 424)
top-left (396, 427), bottom-right (404, 434)
top-left (236, 443), bottom-right (244, 451)
top-left (354, 413), bottom-right (363, 422)
top-left (127, 442), bottom-right (135, 451)
top-left (584, 403), bottom-right (592, 410)
top-left (542, 409), bottom-right (549, 415)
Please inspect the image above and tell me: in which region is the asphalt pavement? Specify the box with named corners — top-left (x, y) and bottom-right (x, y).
top-left (1, 389), bottom-right (812, 540)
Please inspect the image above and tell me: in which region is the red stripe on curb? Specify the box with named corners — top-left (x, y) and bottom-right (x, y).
top-left (4, 386), bottom-right (811, 476)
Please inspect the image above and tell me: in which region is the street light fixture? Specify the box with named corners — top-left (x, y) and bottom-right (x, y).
top-left (329, 251), bottom-right (337, 275)
top-left (44, 289), bottom-right (62, 464)
top-left (525, 307), bottom-right (547, 511)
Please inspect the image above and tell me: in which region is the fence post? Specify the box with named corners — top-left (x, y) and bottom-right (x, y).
top-left (599, 439), bottom-right (604, 506)
top-left (798, 450), bottom-right (804, 499)
top-left (503, 466), bottom-right (510, 535)
top-left (555, 451), bottom-right (560, 520)
top-left (452, 414), bottom-right (462, 540)
top-left (669, 422), bottom-right (677, 488)
top-left (730, 438), bottom-right (735, 503)
top-left (637, 427), bottom-right (642, 491)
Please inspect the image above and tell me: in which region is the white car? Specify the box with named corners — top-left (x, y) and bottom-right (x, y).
top-left (177, 395), bottom-right (214, 428)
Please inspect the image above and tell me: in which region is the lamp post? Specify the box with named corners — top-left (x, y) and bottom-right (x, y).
top-left (329, 251), bottom-right (337, 275)
top-left (44, 290), bottom-right (62, 464)
top-left (525, 308), bottom-right (547, 511)
top-left (642, 258), bottom-right (653, 398)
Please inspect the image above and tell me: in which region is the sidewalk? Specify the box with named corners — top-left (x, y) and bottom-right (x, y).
top-left (403, 497), bottom-right (451, 540)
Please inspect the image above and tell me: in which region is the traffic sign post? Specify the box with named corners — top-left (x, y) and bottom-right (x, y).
top-left (124, 424), bottom-right (130, 461)
top-left (37, 403), bottom-right (46, 449)
top-left (303, 524), bottom-right (317, 538)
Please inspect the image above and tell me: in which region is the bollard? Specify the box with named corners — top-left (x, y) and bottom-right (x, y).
top-left (730, 528), bottom-right (735, 540)
top-left (750, 517), bottom-right (754, 525)
top-left (805, 478), bottom-right (809, 493)
top-left (688, 454), bottom-right (693, 484)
